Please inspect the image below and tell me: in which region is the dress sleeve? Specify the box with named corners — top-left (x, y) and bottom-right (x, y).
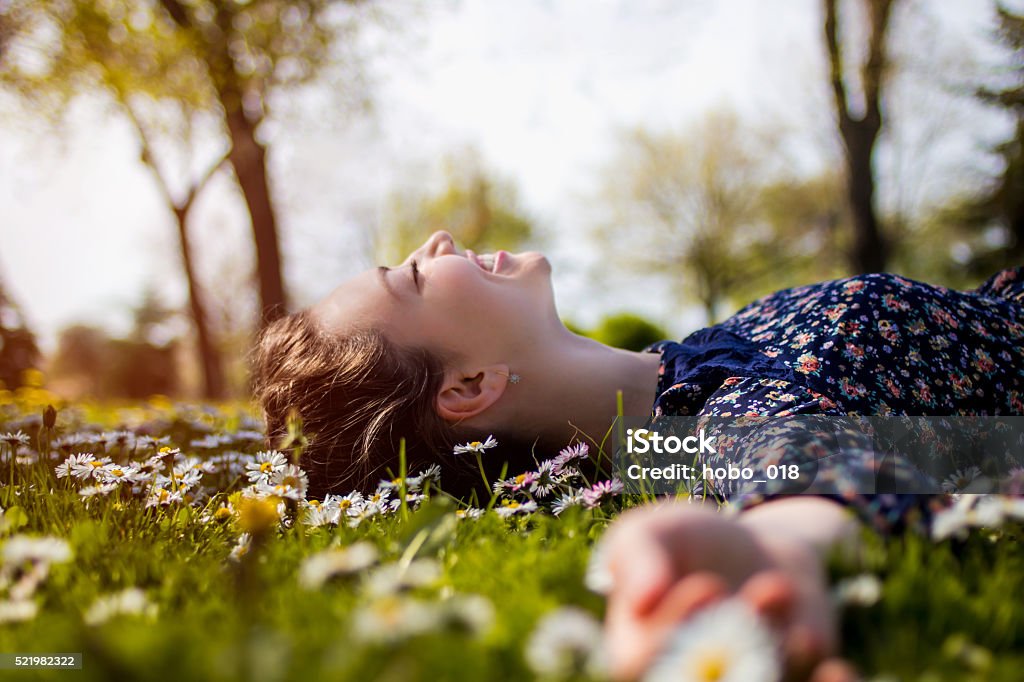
top-left (692, 376), bottom-right (950, 535)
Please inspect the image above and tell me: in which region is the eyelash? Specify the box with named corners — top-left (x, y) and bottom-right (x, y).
top-left (411, 260), bottom-right (420, 289)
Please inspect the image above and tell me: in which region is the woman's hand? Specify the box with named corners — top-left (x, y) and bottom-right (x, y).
top-left (599, 501), bottom-right (858, 681)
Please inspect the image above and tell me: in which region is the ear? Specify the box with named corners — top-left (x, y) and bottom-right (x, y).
top-left (436, 365), bottom-right (511, 423)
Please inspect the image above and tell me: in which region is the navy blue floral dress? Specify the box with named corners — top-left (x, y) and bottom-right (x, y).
top-left (645, 268), bottom-right (1024, 533)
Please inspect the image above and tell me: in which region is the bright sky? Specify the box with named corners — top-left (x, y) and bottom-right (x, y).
top-left (0, 0), bottom-right (1012, 351)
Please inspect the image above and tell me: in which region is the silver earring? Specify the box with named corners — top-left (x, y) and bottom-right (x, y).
top-left (509, 373), bottom-right (521, 384)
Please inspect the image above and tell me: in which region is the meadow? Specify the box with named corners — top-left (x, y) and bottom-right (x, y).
top-left (1, 382), bottom-right (1023, 682)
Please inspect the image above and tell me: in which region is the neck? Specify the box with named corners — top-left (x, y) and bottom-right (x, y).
top-left (511, 328), bottom-right (663, 448)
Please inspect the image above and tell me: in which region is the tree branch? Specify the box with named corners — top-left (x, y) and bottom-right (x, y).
top-left (183, 150), bottom-right (231, 213)
top-left (862, 0), bottom-right (895, 129)
top-left (823, 0), bottom-right (850, 125)
top-left (157, 0), bottom-right (192, 30)
top-left (120, 96), bottom-right (179, 211)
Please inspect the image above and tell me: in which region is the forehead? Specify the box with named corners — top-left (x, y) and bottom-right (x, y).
top-left (309, 268), bottom-right (391, 335)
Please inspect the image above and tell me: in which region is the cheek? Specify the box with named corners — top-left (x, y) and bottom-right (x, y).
top-left (421, 267), bottom-right (528, 341)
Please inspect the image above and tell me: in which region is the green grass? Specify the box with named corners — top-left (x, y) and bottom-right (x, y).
top-left (0, 396), bottom-right (1022, 681)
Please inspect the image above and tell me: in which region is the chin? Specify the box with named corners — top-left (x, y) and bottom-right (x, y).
top-left (521, 251), bottom-right (551, 273)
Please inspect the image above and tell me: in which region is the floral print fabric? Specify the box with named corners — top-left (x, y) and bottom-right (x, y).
top-left (646, 268), bottom-right (1024, 533)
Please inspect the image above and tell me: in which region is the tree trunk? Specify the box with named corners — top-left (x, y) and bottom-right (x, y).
top-left (824, 0), bottom-right (896, 274)
top-left (841, 123), bottom-right (888, 273)
top-left (174, 207), bottom-right (226, 400)
top-left (157, 0), bottom-right (289, 328)
top-left (224, 108), bottom-right (288, 327)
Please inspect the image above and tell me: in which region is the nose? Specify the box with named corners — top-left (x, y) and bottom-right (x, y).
top-left (425, 230), bottom-right (456, 257)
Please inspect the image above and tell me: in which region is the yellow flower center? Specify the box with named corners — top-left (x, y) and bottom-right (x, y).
top-left (308, 499), bottom-right (321, 508)
top-left (514, 474), bottom-right (527, 485)
top-left (238, 497), bottom-right (280, 534)
top-left (260, 462), bottom-right (273, 473)
top-left (111, 469), bottom-right (123, 477)
top-left (469, 441), bottom-right (481, 448)
top-left (339, 500), bottom-right (352, 510)
top-left (90, 461), bottom-right (104, 468)
top-left (695, 651), bottom-right (728, 681)
top-left (213, 507), bottom-right (233, 521)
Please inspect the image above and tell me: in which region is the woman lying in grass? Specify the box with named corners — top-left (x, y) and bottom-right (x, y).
top-left (251, 230), bottom-right (1024, 680)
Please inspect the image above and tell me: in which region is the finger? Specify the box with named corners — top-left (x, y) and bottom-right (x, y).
top-left (649, 571), bottom-right (731, 628)
top-left (738, 570), bottom-right (798, 629)
top-left (782, 623), bottom-right (830, 681)
top-left (607, 571), bottom-right (730, 682)
top-left (809, 658), bottom-right (860, 682)
top-left (604, 524), bottom-right (675, 617)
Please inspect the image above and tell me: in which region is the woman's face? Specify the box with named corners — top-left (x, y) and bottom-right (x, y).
top-left (312, 231), bottom-right (559, 364)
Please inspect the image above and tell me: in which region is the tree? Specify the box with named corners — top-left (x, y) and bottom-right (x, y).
top-left (376, 150), bottom-right (536, 264)
top-left (595, 110), bottom-right (815, 324)
top-left (0, 0), bottom-right (373, 329)
top-left (823, 0), bottom-right (901, 273)
top-left (910, 4), bottom-right (1024, 283)
top-left (965, 3), bottom-right (1024, 265)
top-left (0, 276), bottom-right (40, 391)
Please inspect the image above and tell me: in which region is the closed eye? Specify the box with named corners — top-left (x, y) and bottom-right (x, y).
top-left (410, 260), bottom-right (421, 292)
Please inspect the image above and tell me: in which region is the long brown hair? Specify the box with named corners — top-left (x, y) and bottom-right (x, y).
top-left (250, 309), bottom-right (472, 498)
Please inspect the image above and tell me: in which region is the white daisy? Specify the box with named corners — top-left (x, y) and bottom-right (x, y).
top-left (453, 436), bottom-right (498, 455)
top-left (55, 453), bottom-right (95, 479)
top-left (644, 599), bottom-right (781, 682)
top-left (257, 463), bottom-right (308, 501)
top-left (455, 507), bottom-right (484, 520)
top-left (834, 573), bottom-right (883, 607)
top-left (244, 450), bottom-right (289, 484)
top-left (173, 456), bottom-right (217, 476)
top-left (350, 596), bottom-right (444, 643)
top-left (144, 486), bottom-right (184, 508)
top-left (326, 491), bottom-right (364, 516)
top-left (524, 606), bottom-right (605, 678)
top-left (2, 535), bottom-right (73, 566)
top-left (346, 503), bottom-right (380, 529)
top-left (298, 542), bottom-right (380, 589)
top-left (189, 434), bottom-right (233, 449)
top-left (0, 431), bottom-right (31, 447)
top-left (95, 462), bottom-right (146, 485)
top-left (941, 466), bottom-right (983, 494)
top-left (0, 598), bottom-right (38, 623)
top-left (416, 463), bottom-right (442, 488)
top-left (83, 588), bottom-right (158, 626)
top-left (439, 594), bottom-right (495, 635)
top-left (553, 490), bottom-right (585, 516)
top-left (495, 500), bottom-right (538, 518)
top-left (362, 558), bottom-right (442, 597)
top-left (69, 454), bottom-right (111, 481)
top-left (79, 483), bottom-right (119, 497)
top-left (229, 533), bottom-right (252, 562)
top-left (552, 442), bottom-right (590, 474)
